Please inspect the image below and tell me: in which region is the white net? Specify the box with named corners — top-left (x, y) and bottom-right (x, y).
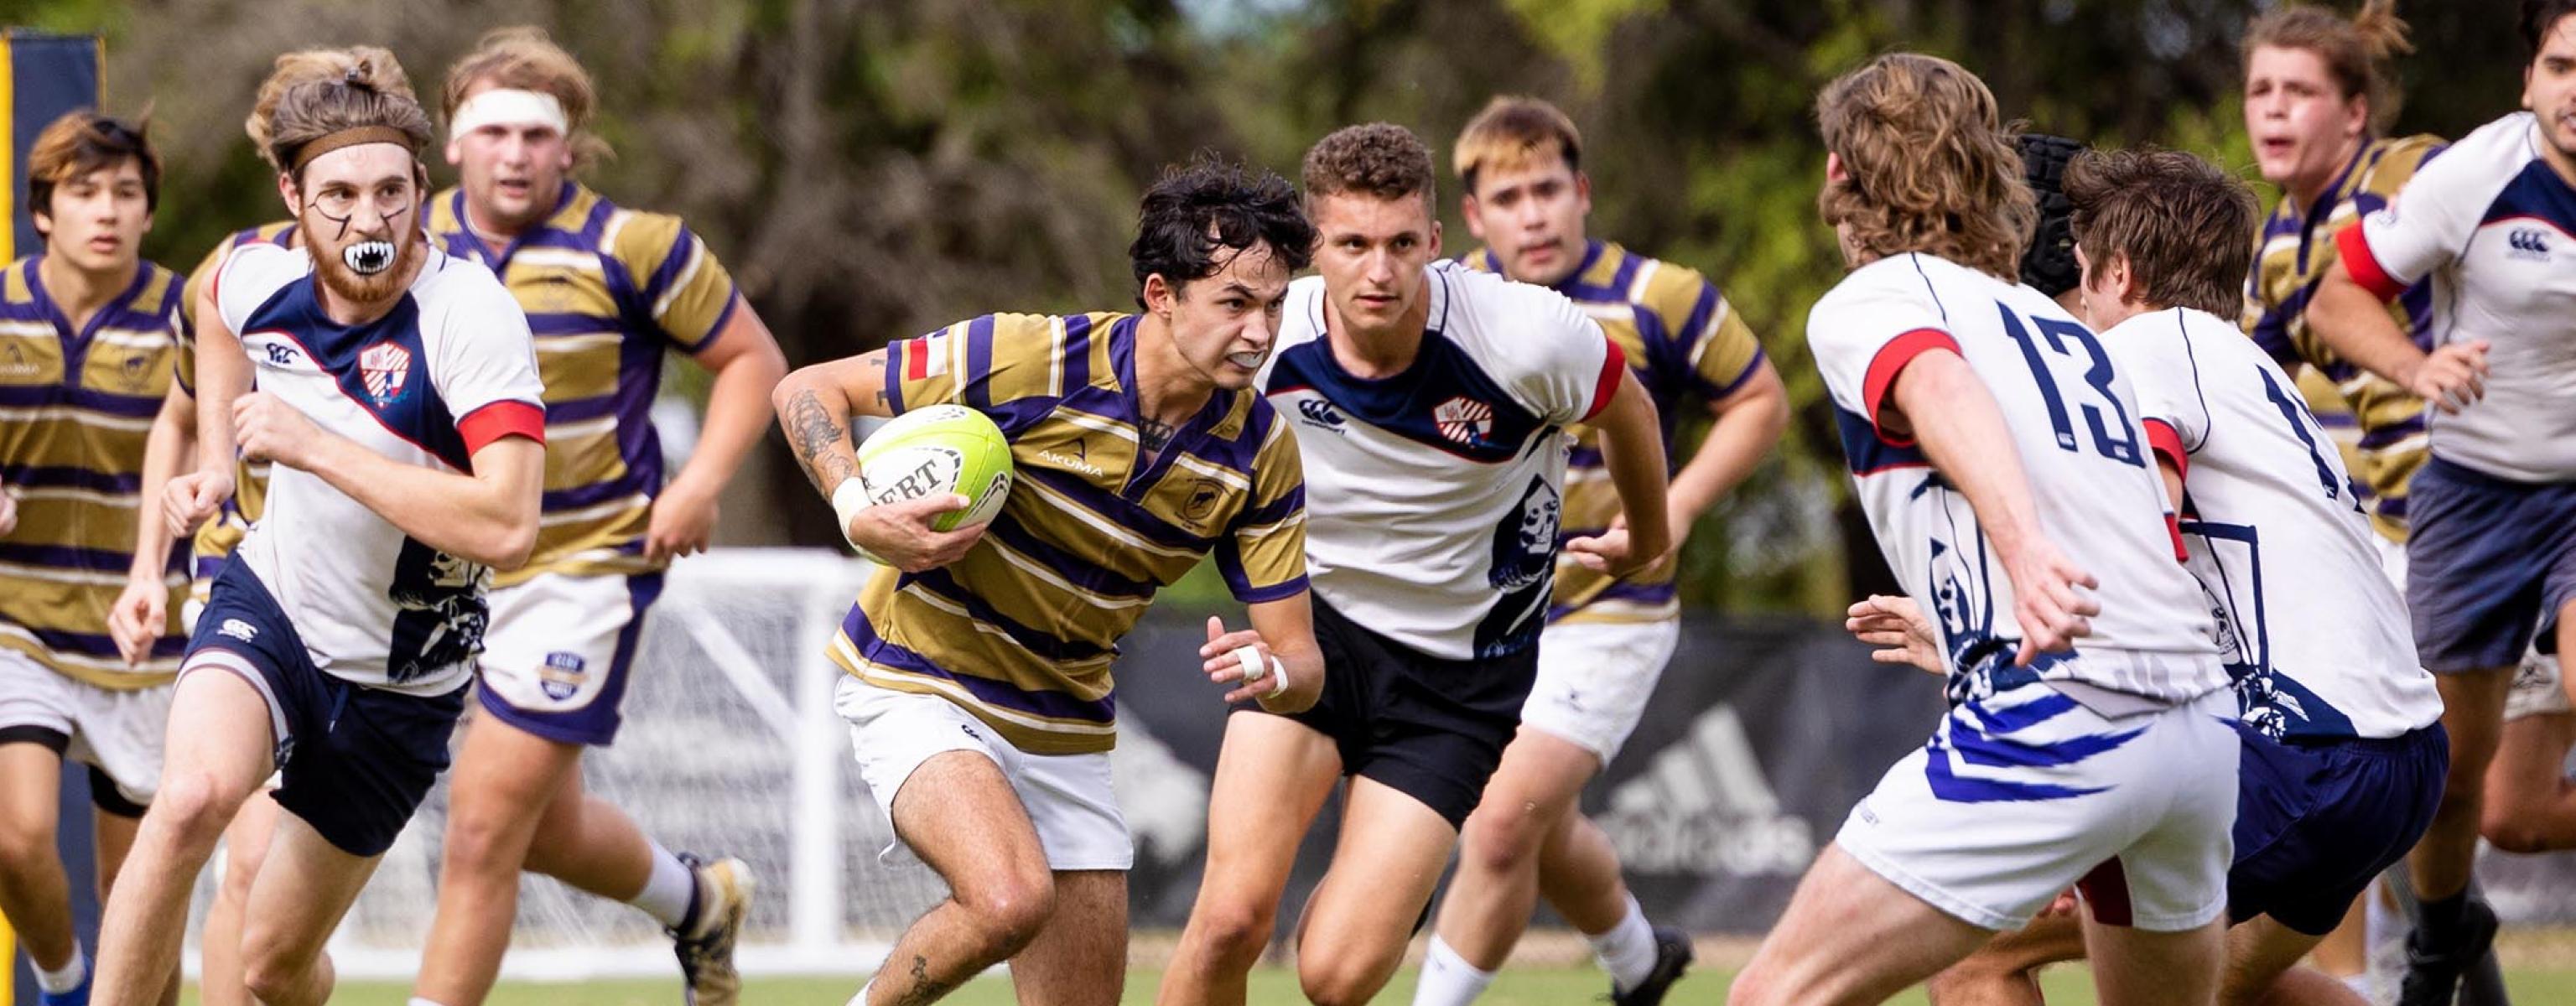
top-left (190, 548), bottom-right (949, 981)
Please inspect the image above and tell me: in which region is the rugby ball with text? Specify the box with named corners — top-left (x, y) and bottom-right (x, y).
top-left (856, 404), bottom-right (1015, 532)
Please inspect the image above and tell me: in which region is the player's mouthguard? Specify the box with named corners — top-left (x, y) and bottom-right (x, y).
top-left (345, 241), bottom-right (396, 275)
top-left (1227, 350), bottom-right (1265, 369)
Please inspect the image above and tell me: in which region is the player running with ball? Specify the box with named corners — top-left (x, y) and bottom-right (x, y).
top-left (773, 157), bottom-right (1323, 1006)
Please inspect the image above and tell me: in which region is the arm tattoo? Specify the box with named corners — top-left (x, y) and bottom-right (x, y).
top-left (783, 388), bottom-right (859, 495)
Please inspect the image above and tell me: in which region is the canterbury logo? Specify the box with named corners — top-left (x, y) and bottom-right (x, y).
top-left (2508, 228), bottom-right (2553, 259)
top-left (1297, 398), bottom-right (1347, 431)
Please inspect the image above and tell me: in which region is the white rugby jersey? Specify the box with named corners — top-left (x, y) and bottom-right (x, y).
top-left (1807, 253), bottom-right (2225, 705)
top-left (2341, 111), bottom-right (2576, 482)
top-left (213, 242), bottom-right (545, 694)
top-left (1263, 262), bottom-right (1620, 660)
top-left (2105, 307), bottom-right (2441, 740)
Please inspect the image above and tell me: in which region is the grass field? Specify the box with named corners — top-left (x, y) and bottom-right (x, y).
top-left (203, 965), bottom-right (2576, 1005)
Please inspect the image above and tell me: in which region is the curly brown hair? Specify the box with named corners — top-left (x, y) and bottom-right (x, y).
top-left (1302, 122), bottom-right (1436, 212)
top-left (2242, 2), bottom-right (2412, 134)
top-left (1815, 53), bottom-right (2033, 279)
top-left (2063, 148), bottom-right (2258, 319)
top-left (264, 55), bottom-right (434, 184)
top-left (442, 26), bottom-right (609, 168)
top-left (248, 47), bottom-right (413, 169)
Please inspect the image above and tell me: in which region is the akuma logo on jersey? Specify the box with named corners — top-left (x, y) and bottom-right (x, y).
top-left (1037, 438), bottom-right (1105, 477)
top-left (359, 341), bottom-right (413, 406)
top-left (1434, 396), bottom-right (1494, 445)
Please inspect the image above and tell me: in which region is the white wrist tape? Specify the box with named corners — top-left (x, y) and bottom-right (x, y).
top-left (1233, 645), bottom-right (1288, 698)
top-left (831, 478), bottom-right (877, 551)
top-left (449, 88), bottom-right (569, 141)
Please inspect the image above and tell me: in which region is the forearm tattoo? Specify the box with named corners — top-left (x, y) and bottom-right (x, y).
top-left (784, 388), bottom-right (859, 495)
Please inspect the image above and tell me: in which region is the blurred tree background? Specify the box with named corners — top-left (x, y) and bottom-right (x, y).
top-left (3, 0), bottom-right (2529, 615)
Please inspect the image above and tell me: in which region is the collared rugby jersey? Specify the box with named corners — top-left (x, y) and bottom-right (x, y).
top-left (212, 242), bottom-right (544, 694)
top-left (2242, 134), bottom-right (2444, 540)
top-left (1465, 240), bottom-right (1763, 625)
top-left (2341, 113), bottom-right (2576, 483)
top-left (2108, 307), bottom-right (2440, 741)
top-left (1807, 252), bottom-right (2225, 706)
top-left (428, 182), bottom-right (740, 585)
top-left (829, 312), bottom-right (1308, 755)
top-left (0, 257), bottom-right (189, 684)
top-left (1265, 262), bottom-right (1622, 661)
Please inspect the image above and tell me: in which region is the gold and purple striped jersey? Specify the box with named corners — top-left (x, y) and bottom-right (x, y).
top-left (175, 222), bottom-right (290, 605)
top-left (828, 313), bottom-right (1309, 754)
top-left (0, 257), bottom-right (188, 686)
top-left (1466, 240), bottom-right (1763, 625)
top-left (426, 182), bottom-right (741, 585)
top-left (2241, 134), bottom-right (2444, 542)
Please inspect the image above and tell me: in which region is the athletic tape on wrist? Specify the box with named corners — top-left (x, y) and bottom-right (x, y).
top-left (831, 478), bottom-right (876, 551)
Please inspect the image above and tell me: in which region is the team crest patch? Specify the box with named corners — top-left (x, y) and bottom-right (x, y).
top-left (1182, 478), bottom-right (1223, 522)
top-left (1434, 397), bottom-right (1494, 445)
top-left (217, 619), bottom-right (258, 642)
top-left (359, 341), bottom-right (413, 406)
top-left (538, 651), bottom-right (589, 700)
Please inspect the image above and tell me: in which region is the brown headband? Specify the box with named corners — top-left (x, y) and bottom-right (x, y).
top-left (289, 126), bottom-right (418, 174)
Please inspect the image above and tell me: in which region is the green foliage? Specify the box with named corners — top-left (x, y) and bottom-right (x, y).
top-left (39, 0), bottom-right (2531, 612)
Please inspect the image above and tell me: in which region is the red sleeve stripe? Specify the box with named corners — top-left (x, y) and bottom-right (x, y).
top-left (458, 400), bottom-right (545, 454)
top-left (2142, 418), bottom-right (2189, 483)
top-left (1861, 328), bottom-right (1961, 447)
top-left (2334, 223), bottom-right (2406, 303)
top-left (1581, 338), bottom-right (1628, 423)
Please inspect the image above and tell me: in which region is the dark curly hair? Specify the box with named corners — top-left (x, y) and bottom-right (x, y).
top-left (1301, 122), bottom-right (1436, 211)
top-left (1129, 154), bottom-right (1316, 307)
top-left (2017, 133), bottom-right (2084, 297)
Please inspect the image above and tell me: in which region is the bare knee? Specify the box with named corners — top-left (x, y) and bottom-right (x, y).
top-left (152, 774), bottom-right (247, 851)
top-left (440, 798), bottom-right (532, 877)
top-left (956, 867), bottom-right (1055, 959)
top-left (239, 942), bottom-right (314, 1004)
top-left (1187, 897), bottom-right (1276, 967)
top-left (2480, 809), bottom-right (2561, 854)
top-left (0, 809), bottom-right (57, 871)
top-left (1298, 955), bottom-right (1394, 1006)
top-left (1459, 802), bottom-right (1550, 876)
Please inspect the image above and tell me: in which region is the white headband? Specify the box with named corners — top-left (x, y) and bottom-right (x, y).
top-left (449, 88), bottom-right (569, 141)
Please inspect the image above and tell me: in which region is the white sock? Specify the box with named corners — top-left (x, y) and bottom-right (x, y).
top-left (1588, 895), bottom-right (1659, 993)
top-left (1410, 936), bottom-right (1497, 1006)
top-left (848, 977), bottom-right (874, 1006)
top-left (631, 840), bottom-right (698, 931)
top-left (33, 943), bottom-right (86, 993)
top-left (411, 999), bottom-right (453, 1006)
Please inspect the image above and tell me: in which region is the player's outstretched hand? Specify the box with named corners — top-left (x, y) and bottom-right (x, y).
top-left (847, 493), bottom-right (984, 573)
top-left (1846, 594), bottom-right (1942, 675)
top-left (2405, 340), bottom-right (2490, 414)
top-left (107, 576), bottom-right (168, 666)
top-left (644, 475), bottom-right (720, 561)
top-left (1201, 614), bottom-right (1317, 713)
top-left (2002, 537), bottom-right (2098, 666)
top-left (1564, 527), bottom-right (1671, 580)
top-left (164, 469), bottom-right (234, 538)
top-left (233, 392), bottom-right (325, 469)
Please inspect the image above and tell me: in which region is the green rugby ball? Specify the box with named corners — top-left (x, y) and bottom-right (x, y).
top-left (855, 403), bottom-right (1015, 532)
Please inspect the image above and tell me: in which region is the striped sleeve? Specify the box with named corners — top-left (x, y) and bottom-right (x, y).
top-left (1650, 266), bottom-right (1764, 401)
top-left (882, 314), bottom-right (1063, 427)
top-left (170, 238), bottom-right (233, 394)
top-left (1215, 410), bottom-right (1309, 604)
top-left (612, 210), bottom-right (741, 353)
